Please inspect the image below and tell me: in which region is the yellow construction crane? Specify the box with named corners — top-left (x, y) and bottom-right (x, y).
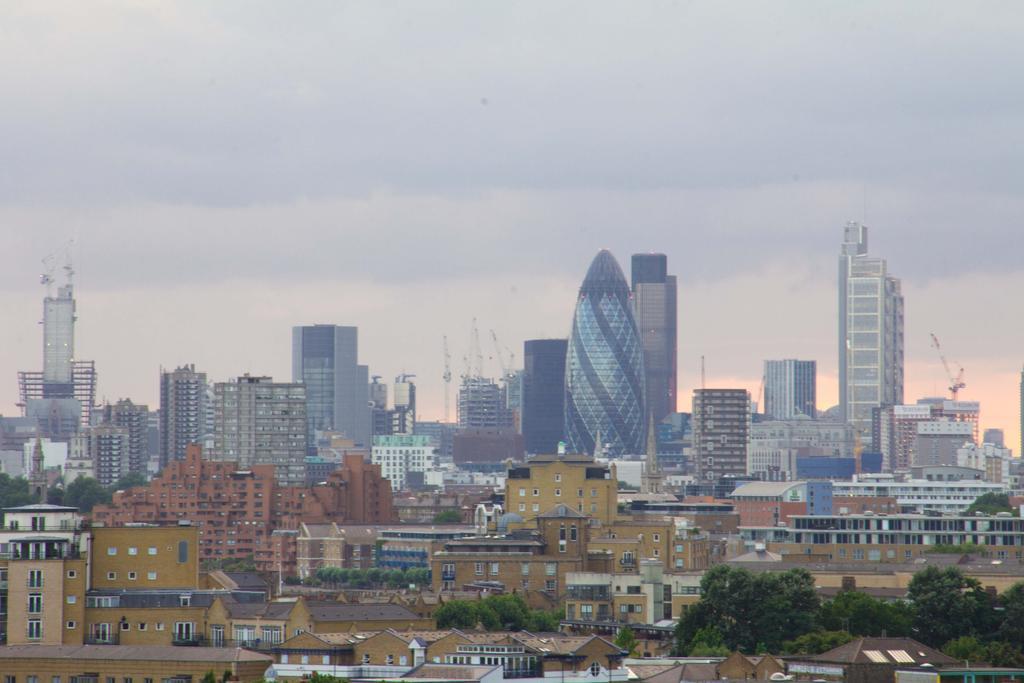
top-left (929, 332), bottom-right (966, 400)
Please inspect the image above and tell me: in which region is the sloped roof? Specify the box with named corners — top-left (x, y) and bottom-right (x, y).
top-left (812, 637), bottom-right (958, 666)
top-left (307, 601), bottom-right (421, 622)
top-left (405, 663), bottom-right (500, 682)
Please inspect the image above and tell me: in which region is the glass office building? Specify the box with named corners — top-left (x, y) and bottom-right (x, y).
top-left (565, 250), bottom-right (646, 457)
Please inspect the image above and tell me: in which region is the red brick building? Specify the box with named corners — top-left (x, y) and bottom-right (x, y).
top-left (92, 444), bottom-right (396, 575)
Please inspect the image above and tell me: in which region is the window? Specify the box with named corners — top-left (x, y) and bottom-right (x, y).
top-left (386, 655), bottom-right (394, 664)
top-left (128, 572), bottom-right (137, 581)
top-left (28, 593), bottom-right (42, 613)
top-left (138, 623), bottom-right (147, 631)
top-left (490, 563), bottom-right (499, 575)
top-left (400, 656), bottom-right (408, 666)
top-left (519, 488), bottom-right (526, 497)
top-left (555, 488), bottom-right (561, 497)
top-left (545, 579), bottom-right (556, 591)
top-left (518, 503), bottom-right (526, 512)
top-left (28, 570), bottom-right (43, 588)
top-left (148, 572), bottom-right (157, 581)
top-left (177, 540), bottom-right (188, 563)
top-left (555, 473), bottom-right (562, 482)
top-left (107, 572), bottom-right (117, 580)
top-left (545, 562), bottom-right (556, 576)
top-left (521, 563), bottom-right (530, 576)
top-left (653, 534), bottom-right (660, 542)
top-left (362, 654), bottom-right (371, 664)
top-left (590, 662), bottom-right (602, 676)
top-left (67, 570), bottom-right (77, 579)
top-left (577, 488), bottom-right (584, 497)
top-left (155, 623), bottom-right (165, 631)
top-left (107, 547), bottom-right (118, 556)
top-left (148, 547), bottom-right (157, 556)
top-left (28, 619), bottom-right (42, 639)
top-left (570, 525), bottom-right (578, 541)
top-left (127, 547), bottom-right (138, 556)
top-left (66, 595), bottom-right (77, 605)
top-left (532, 489), bottom-right (539, 497)
top-left (590, 503), bottom-right (597, 513)
top-left (475, 562), bottom-right (484, 576)
top-left (591, 489), bottom-right (597, 497)
top-left (66, 621), bottom-right (76, 629)
top-left (532, 504), bottom-right (540, 512)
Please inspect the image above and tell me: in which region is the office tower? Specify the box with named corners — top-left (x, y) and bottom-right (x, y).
top-left (210, 375), bottom-right (308, 484)
top-left (565, 250), bottom-right (646, 457)
top-left (158, 364), bottom-right (208, 469)
top-left (18, 260), bottom-right (98, 436)
top-left (631, 253), bottom-right (678, 424)
top-left (458, 376), bottom-right (513, 429)
top-left (982, 428), bottom-right (1004, 448)
top-left (292, 325), bottom-right (370, 448)
top-left (1021, 366), bottom-right (1024, 458)
top-left (763, 359), bottom-right (817, 419)
top-left (101, 398), bottom-right (149, 477)
top-left (838, 222), bottom-right (904, 449)
top-left (522, 339), bottom-right (568, 454)
top-left (693, 388), bottom-right (750, 480)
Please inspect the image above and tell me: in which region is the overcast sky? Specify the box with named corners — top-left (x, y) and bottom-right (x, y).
top-left (2, 2), bottom-right (1022, 451)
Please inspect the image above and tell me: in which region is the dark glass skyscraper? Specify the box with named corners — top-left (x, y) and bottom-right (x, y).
top-left (631, 253), bottom-right (677, 424)
top-left (522, 338), bottom-right (567, 455)
top-left (292, 325), bottom-right (370, 449)
top-left (565, 250), bottom-right (646, 457)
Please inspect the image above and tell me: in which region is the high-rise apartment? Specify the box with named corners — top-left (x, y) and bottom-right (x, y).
top-left (565, 250), bottom-right (646, 457)
top-left (693, 388), bottom-right (750, 480)
top-left (101, 398), bottom-right (149, 477)
top-left (763, 359), bottom-right (817, 419)
top-left (631, 253), bottom-right (677, 424)
top-left (292, 325), bottom-right (370, 448)
top-left (838, 223), bottom-right (904, 449)
top-left (209, 375), bottom-right (307, 484)
top-left (84, 423), bottom-right (132, 486)
top-left (158, 364), bottom-right (208, 469)
top-left (522, 339), bottom-right (568, 455)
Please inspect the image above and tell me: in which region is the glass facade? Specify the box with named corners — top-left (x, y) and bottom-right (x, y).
top-left (522, 339), bottom-right (567, 455)
top-left (565, 250), bottom-right (646, 457)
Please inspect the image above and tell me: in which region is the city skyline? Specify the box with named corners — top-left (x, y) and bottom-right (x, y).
top-left (0, 231), bottom-right (1021, 454)
top-left (1, 3), bottom-right (1022, 452)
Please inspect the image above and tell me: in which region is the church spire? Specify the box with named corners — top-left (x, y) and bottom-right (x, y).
top-left (30, 437), bottom-right (47, 502)
top-left (641, 413), bottom-right (663, 494)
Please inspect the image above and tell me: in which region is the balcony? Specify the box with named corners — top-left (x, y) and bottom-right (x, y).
top-left (172, 635), bottom-right (206, 646)
top-left (504, 667), bottom-right (543, 679)
top-left (85, 634), bottom-right (120, 645)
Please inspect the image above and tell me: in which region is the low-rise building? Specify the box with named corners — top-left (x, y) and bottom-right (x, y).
top-left (831, 473), bottom-right (1007, 514)
top-left (730, 480), bottom-right (833, 526)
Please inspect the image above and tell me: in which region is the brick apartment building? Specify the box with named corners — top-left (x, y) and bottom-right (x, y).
top-left (92, 444), bottom-right (396, 574)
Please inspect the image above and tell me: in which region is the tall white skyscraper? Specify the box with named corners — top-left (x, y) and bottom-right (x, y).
top-left (42, 284), bottom-right (75, 385)
top-left (838, 222), bottom-right (904, 449)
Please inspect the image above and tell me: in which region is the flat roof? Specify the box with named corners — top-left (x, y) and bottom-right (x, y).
top-left (0, 644), bottom-right (272, 662)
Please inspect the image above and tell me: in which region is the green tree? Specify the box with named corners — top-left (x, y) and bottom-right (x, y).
top-left (965, 493), bottom-right (1012, 516)
top-left (47, 485), bottom-right (65, 505)
top-left (908, 567), bottom-right (996, 647)
top-left (526, 608), bottom-right (562, 633)
top-left (433, 510), bottom-right (462, 524)
top-left (982, 642), bottom-right (1024, 667)
top-left (0, 474), bottom-right (33, 517)
top-left (997, 581), bottom-right (1024, 644)
top-left (201, 672), bottom-right (217, 683)
top-left (614, 627), bottom-right (640, 656)
top-left (942, 635), bottom-right (987, 663)
top-left (435, 600), bottom-right (480, 629)
top-left (487, 594), bottom-right (531, 630)
top-left (63, 476), bottom-right (111, 512)
top-left (110, 472), bottom-right (148, 492)
top-left (783, 631), bottom-right (854, 656)
top-left (926, 543), bottom-right (984, 555)
top-left (674, 565), bottom-right (819, 654)
top-left (817, 591), bottom-right (912, 637)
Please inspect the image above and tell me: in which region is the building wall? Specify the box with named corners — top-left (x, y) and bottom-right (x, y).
top-left (5, 560), bottom-right (67, 645)
top-left (0, 652), bottom-right (271, 682)
top-left (90, 525), bottom-right (199, 590)
top-left (693, 389), bottom-right (750, 480)
top-left (505, 456), bottom-right (618, 525)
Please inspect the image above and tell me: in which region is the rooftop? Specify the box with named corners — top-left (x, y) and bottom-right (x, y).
top-left (0, 644), bottom-right (272, 662)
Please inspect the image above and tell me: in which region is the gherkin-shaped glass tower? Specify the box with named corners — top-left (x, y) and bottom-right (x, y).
top-left (565, 250), bottom-right (646, 457)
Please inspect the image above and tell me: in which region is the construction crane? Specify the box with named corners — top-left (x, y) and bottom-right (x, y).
top-left (490, 330), bottom-right (516, 381)
top-left (929, 332), bottom-right (966, 400)
top-left (442, 336), bottom-right (452, 423)
top-left (469, 317), bottom-right (484, 378)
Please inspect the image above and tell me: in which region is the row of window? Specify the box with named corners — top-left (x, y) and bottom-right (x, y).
top-left (517, 487), bottom-right (600, 497)
top-left (4, 677), bottom-right (159, 683)
top-left (106, 545), bottom-right (158, 556)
